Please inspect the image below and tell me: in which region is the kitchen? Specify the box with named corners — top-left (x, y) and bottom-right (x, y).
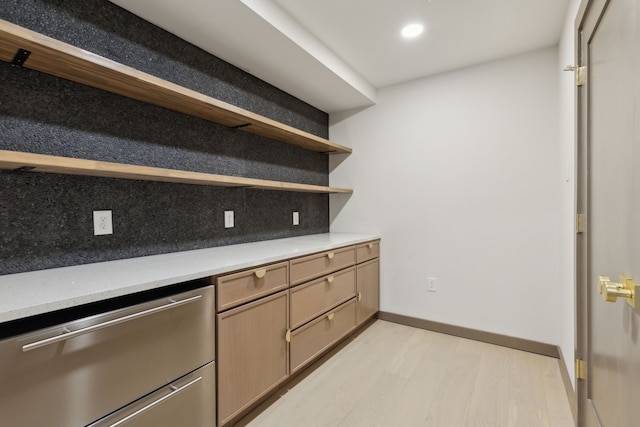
top-left (1, 0), bottom-right (580, 426)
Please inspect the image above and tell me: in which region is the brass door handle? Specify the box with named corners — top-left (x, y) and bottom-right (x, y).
top-left (598, 275), bottom-right (639, 308)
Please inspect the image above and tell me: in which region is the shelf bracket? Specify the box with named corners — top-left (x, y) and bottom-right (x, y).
top-left (231, 123), bottom-right (251, 129)
top-left (11, 48), bottom-right (31, 66)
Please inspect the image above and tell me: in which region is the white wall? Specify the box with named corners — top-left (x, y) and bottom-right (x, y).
top-left (558, 0), bottom-right (582, 389)
top-left (329, 47), bottom-right (562, 345)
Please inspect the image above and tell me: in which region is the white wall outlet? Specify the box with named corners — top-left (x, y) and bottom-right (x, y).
top-left (93, 210), bottom-right (113, 235)
top-left (427, 277), bottom-right (437, 292)
top-left (224, 210), bottom-right (234, 228)
top-left (293, 211), bottom-right (300, 226)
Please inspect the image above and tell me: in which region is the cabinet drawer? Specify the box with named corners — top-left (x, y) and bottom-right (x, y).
top-left (290, 266), bottom-right (356, 329)
top-left (356, 240), bottom-right (380, 263)
top-left (216, 261), bottom-right (289, 311)
top-left (290, 246), bottom-right (356, 286)
top-left (290, 298), bottom-right (357, 374)
top-left (0, 286), bottom-right (214, 427)
top-left (88, 361), bottom-right (216, 427)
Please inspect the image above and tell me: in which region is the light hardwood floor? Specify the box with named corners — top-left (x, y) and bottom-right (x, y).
top-left (237, 320), bottom-right (574, 427)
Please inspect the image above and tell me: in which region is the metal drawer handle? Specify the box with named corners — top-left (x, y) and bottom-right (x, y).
top-left (327, 312), bottom-right (335, 320)
top-left (327, 252), bottom-right (335, 260)
top-left (327, 276), bottom-right (334, 284)
top-left (107, 376), bottom-right (202, 427)
top-left (254, 268), bottom-right (267, 279)
top-left (358, 292), bottom-right (362, 302)
top-left (22, 294), bottom-right (202, 352)
top-left (368, 243), bottom-right (373, 249)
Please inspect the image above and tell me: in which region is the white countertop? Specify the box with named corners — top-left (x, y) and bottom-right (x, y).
top-left (0, 233), bottom-right (379, 323)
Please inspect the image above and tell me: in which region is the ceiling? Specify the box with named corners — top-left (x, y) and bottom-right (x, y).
top-left (109, 0), bottom-right (570, 113)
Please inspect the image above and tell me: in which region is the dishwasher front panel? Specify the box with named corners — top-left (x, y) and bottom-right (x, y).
top-left (88, 361), bottom-right (215, 427)
top-left (0, 285), bottom-right (215, 427)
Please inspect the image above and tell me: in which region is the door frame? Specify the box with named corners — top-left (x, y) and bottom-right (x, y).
top-left (575, 0), bottom-right (611, 425)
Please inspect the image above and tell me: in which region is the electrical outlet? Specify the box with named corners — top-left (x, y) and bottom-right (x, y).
top-left (224, 210), bottom-right (234, 228)
top-left (293, 211), bottom-right (300, 226)
top-left (427, 277), bottom-right (437, 292)
top-left (93, 210), bottom-right (113, 235)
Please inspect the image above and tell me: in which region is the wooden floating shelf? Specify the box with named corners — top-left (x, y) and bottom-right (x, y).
top-left (0, 19), bottom-right (352, 155)
top-left (0, 150), bottom-right (353, 194)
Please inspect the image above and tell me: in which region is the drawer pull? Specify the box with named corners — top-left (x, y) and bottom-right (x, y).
top-left (368, 243), bottom-right (373, 249)
top-left (358, 292), bottom-right (362, 302)
top-left (327, 252), bottom-right (335, 260)
top-left (106, 376), bottom-right (202, 427)
top-left (327, 312), bottom-right (335, 320)
top-left (327, 276), bottom-right (335, 284)
top-left (285, 329), bottom-right (291, 343)
top-left (22, 294), bottom-right (202, 352)
top-left (254, 268), bottom-right (267, 279)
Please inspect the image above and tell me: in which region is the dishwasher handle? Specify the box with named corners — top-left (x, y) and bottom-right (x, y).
top-left (106, 376), bottom-right (202, 427)
top-left (22, 294), bottom-right (202, 352)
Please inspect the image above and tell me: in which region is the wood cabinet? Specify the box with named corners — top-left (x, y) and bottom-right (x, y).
top-left (288, 247), bottom-right (358, 374)
top-left (216, 240), bottom-right (379, 426)
top-left (290, 266), bottom-right (356, 329)
top-left (216, 261), bottom-right (289, 311)
top-left (356, 258), bottom-right (380, 325)
top-left (356, 240), bottom-right (380, 263)
top-left (290, 246), bottom-right (356, 286)
top-left (356, 240), bottom-right (380, 325)
top-left (216, 290), bottom-right (289, 427)
top-left (290, 299), bottom-right (357, 374)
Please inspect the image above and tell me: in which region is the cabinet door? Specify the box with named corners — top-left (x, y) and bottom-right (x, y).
top-left (217, 290), bottom-right (289, 426)
top-left (356, 258), bottom-right (380, 325)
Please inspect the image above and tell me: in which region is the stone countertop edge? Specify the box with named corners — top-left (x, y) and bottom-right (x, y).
top-left (0, 233), bottom-right (380, 323)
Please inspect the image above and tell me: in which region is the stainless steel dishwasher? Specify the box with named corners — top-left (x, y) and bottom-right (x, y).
top-left (0, 285), bottom-right (215, 427)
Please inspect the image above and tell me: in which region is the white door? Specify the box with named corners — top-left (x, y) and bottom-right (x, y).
top-left (576, 0), bottom-right (640, 426)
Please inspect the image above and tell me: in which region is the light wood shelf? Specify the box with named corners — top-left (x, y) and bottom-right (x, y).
top-left (0, 19), bottom-right (351, 154)
top-left (0, 150), bottom-right (352, 194)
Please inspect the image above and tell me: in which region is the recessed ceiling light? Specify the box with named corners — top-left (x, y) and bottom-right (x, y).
top-left (401, 23), bottom-right (424, 39)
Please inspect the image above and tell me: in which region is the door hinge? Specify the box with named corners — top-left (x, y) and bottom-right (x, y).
top-left (576, 358), bottom-right (587, 381)
top-left (576, 214), bottom-right (586, 234)
top-left (564, 65), bottom-right (586, 86)
top-left (576, 66), bottom-right (586, 86)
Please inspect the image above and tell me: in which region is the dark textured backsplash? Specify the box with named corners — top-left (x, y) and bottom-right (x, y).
top-left (0, 0), bottom-right (331, 275)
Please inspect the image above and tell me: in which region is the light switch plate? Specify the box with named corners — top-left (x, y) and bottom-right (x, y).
top-left (224, 210), bottom-right (234, 228)
top-left (427, 277), bottom-right (437, 292)
top-left (293, 211), bottom-right (299, 226)
top-left (93, 210), bottom-right (113, 235)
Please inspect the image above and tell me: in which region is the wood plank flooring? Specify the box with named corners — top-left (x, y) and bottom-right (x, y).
top-left (236, 320), bottom-right (574, 427)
